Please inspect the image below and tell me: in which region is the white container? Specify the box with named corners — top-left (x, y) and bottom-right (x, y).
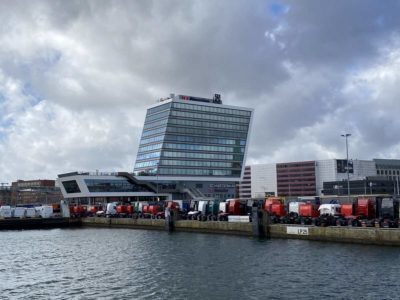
top-left (13, 207), bottom-right (26, 218)
top-left (0, 206), bottom-right (12, 218)
top-left (26, 208), bottom-right (36, 218)
top-left (34, 207), bottom-right (42, 217)
top-left (40, 206), bottom-right (53, 218)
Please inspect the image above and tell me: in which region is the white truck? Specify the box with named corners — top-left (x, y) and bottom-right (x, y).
top-left (318, 204), bottom-right (341, 216)
top-left (106, 202), bottom-right (118, 217)
top-left (39, 206), bottom-right (54, 218)
top-left (26, 207), bottom-right (36, 218)
top-left (13, 207), bottom-right (26, 218)
top-left (0, 206), bottom-right (12, 218)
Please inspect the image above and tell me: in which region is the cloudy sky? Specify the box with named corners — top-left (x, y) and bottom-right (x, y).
top-left (1, 0), bottom-right (400, 183)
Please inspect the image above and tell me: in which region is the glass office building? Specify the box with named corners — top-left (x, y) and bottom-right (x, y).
top-left (134, 94), bottom-right (253, 184)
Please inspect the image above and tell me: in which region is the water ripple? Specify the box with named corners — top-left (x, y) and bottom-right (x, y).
top-left (1, 228), bottom-right (400, 299)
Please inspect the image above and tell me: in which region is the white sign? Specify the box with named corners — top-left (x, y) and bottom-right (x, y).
top-left (287, 227), bottom-right (309, 235)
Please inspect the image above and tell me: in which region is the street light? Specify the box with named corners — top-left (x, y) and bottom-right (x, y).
top-left (341, 133), bottom-right (351, 202)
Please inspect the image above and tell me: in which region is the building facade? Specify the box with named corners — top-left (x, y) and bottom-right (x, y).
top-left (133, 94), bottom-right (253, 200)
top-left (277, 161), bottom-right (316, 197)
top-left (57, 172), bottom-right (170, 204)
top-left (0, 179), bottom-right (63, 205)
top-left (240, 158), bottom-right (400, 198)
top-left (238, 166), bottom-right (251, 199)
top-left (374, 159), bottom-right (400, 180)
top-left (250, 163), bottom-right (277, 198)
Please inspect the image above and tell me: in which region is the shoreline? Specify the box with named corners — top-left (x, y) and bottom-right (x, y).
top-left (82, 217), bottom-right (400, 246)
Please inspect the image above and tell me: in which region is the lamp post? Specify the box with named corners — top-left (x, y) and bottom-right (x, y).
top-left (341, 133), bottom-right (351, 202)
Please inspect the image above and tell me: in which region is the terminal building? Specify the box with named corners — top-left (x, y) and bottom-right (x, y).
top-left (58, 94), bottom-right (253, 202)
top-left (240, 158), bottom-right (400, 198)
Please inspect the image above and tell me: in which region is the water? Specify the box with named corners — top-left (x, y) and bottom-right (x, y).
top-left (0, 228), bottom-right (399, 300)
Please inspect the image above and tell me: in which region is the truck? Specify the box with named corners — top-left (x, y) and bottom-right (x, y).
top-left (0, 206), bottom-right (12, 218)
top-left (318, 204), bottom-right (341, 226)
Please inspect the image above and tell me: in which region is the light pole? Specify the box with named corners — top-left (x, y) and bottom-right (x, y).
top-left (341, 133), bottom-right (351, 202)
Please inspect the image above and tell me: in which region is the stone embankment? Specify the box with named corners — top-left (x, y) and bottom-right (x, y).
top-left (82, 217), bottom-right (400, 246)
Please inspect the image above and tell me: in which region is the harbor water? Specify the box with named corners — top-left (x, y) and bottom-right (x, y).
top-left (1, 228), bottom-right (400, 299)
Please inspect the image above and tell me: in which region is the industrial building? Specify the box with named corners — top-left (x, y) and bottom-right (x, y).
top-left (239, 158), bottom-right (400, 198)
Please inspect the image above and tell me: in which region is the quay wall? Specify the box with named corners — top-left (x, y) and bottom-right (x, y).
top-left (82, 217), bottom-right (400, 246)
top-left (0, 217), bottom-right (81, 230)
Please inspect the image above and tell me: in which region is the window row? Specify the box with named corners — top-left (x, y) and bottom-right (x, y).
top-left (136, 151), bottom-right (161, 161)
top-left (170, 110), bottom-right (249, 124)
top-left (165, 135), bottom-right (245, 146)
top-left (159, 168), bottom-right (241, 176)
top-left (140, 134), bottom-right (246, 147)
top-left (142, 127), bottom-right (166, 137)
top-left (162, 151), bottom-right (243, 161)
top-left (84, 179), bottom-right (150, 193)
top-left (172, 102), bottom-right (251, 117)
top-left (143, 118), bottom-right (168, 130)
top-left (138, 143), bottom-right (163, 153)
top-left (169, 118), bottom-right (248, 131)
top-left (377, 169), bottom-right (400, 176)
top-left (145, 110), bottom-right (170, 123)
top-left (166, 126), bottom-right (248, 139)
top-left (147, 102), bottom-right (171, 116)
top-left (159, 159), bottom-right (238, 168)
top-left (164, 143), bottom-right (244, 153)
top-left (139, 135), bottom-right (165, 146)
top-left (134, 160), bottom-right (159, 169)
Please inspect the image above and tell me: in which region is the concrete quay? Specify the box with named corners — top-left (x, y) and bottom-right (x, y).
top-left (81, 217), bottom-right (400, 246)
top-left (0, 217), bottom-right (81, 230)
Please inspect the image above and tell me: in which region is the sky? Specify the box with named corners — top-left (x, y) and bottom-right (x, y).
top-left (1, 0), bottom-right (400, 183)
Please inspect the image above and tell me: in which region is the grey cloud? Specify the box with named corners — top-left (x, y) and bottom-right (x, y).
top-left (1, 0), bottom-right (400, 183)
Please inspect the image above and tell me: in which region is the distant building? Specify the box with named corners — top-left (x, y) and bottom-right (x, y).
top-left (240, 158), bottom-right (400, 198)
top-left (323, 176), bottom-right (397, 196)
top-left (277, 161), bottom-right (316, 197)
top-left (238, 166), bottom-right (251, 198)
top-left (6, 179), bottom-right (63, 205)
top-left (250, 163), bottom-right (277, 198)
top-left (0, 185), bottom-right (12, 205)
top-left (374, 159), bottom-right (400, 179)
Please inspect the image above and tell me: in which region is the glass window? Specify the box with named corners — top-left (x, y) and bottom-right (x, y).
top-left (166, 126), bottom-right (248, 139)
top-left (147, 102), bottom-right (171, 115)
top-left (84, 179), bottom-right (152, 193)
top-left (62, 180), bottom-right (81, 193)
top-left (172, 102), bottom-right (251, 117)
top-left (168, 118), bottom-right (248, 131)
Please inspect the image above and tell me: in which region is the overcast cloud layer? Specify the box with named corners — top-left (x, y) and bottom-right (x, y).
top-left (1, 0), bottom-right (400, 183)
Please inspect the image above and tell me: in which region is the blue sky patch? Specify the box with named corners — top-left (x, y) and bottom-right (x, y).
top-left (269, 2), bottom-right (290, 17)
